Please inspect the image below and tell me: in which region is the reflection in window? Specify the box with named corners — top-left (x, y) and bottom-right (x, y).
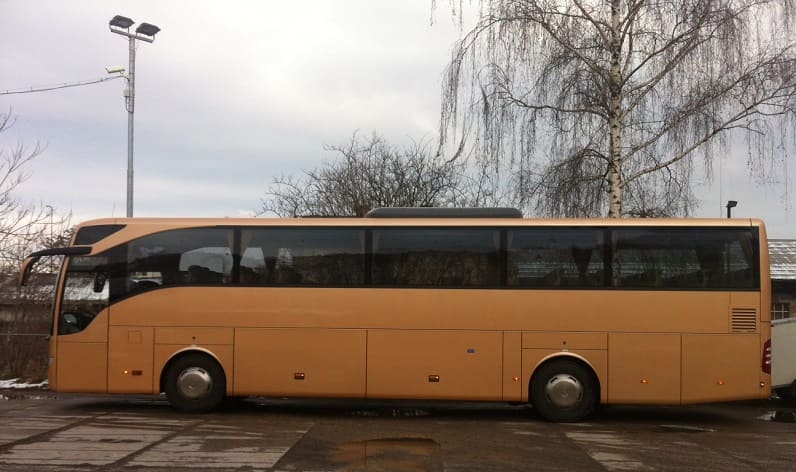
top-left (240, 228), bottom-right (365, 285)
top-left (612, 228), bottom-right (757, 289)
top-left (126, 228), bottom-right (233, 289)
top-left (372, 228), bottom-right (500, 287)
top-left (508, 228), bottom-right (605, 288)
top-left (59, 255), bottom-right (111, 335)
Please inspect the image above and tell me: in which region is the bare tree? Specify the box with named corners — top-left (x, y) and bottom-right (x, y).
top-left (260, 132), bottom-right (467, 217)
top-left (0, 109), bottom-right (72, 381)
top-left (0, 110), bottom-right (70, 275)
top-left (436, 0), bottom-right (796, 217)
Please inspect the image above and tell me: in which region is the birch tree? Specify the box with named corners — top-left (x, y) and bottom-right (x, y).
top-left (437, 0), bottom-right (796, 217)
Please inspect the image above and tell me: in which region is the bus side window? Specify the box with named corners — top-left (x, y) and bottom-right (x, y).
top-left (126, 228), bottom-right (234, 293)
top-left (507, 228), bottom-right (604, 288)
top-left (240, 228), bottom-right (365, 286)
top-left (611, 228), bottom-right (758, 290)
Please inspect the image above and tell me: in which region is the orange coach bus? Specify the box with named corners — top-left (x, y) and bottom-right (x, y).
top-left (20, 208), bottom-right (771, 422)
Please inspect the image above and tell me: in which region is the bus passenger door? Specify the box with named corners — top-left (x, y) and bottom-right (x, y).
top-left (366, 330), bottom-right (503, 401)
top-left (55, 310), bottom-right (109, 393)
top-left (55, 256), bottom-right (113, 393)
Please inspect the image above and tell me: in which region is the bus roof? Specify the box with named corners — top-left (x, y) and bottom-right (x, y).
top-left (76, 216), bottom-right (765, 229)
top-left (68, 215), bottom-right (765, 256)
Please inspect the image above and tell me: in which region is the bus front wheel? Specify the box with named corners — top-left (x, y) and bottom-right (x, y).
top-left (531, 359), bottom-right (596, 422)
top-left (164, 353), bottom-right (226, 413)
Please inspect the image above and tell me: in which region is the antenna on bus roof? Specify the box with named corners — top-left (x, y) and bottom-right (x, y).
top-left (365, 207), bottom-right (523, 218)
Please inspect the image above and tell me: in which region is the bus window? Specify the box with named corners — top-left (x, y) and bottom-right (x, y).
top-left (507, 228), bottom-right (605, 288)
top-left (240, 228), bottom-right (365, 285)
top-left (372, 228), bottom-right (500, 287)
top-left (59, 255), bottom-right (111, 335)
top-left (126, 228), bottom-right (233, 288)
top-left (612, 228), bottom-right (758, 290)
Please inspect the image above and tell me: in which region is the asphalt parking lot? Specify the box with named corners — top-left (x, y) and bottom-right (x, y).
top-left (0, 392), bottom-right (795, 471)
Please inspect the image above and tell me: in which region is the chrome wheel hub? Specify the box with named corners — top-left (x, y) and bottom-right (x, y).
top-left (176, 367), bottom-right (212, 399)
top-left (545, 373), bottom-right (583, 408)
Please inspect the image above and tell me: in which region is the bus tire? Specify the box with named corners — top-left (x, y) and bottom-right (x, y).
top-left (531, 359), bottom-right (596, 422)
top-left (164, 353), bottom-right (226, 413)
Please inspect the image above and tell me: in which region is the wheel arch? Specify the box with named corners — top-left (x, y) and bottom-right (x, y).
top-left (529, 353), bottom-right (602, 405)
top-left (159, 347), bottom-right (227, 394)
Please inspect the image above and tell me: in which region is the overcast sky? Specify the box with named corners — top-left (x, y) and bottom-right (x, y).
top-left (1, 1), bottom-right (793, 238)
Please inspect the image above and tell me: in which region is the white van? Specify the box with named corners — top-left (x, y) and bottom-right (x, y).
top-left (772, 317), bottom-right (796, 401)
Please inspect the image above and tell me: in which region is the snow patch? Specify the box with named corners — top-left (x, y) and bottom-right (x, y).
top-left (0, 378), bottom-right (49, 389)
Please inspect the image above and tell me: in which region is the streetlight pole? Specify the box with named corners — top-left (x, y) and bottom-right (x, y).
top-left (108, 15), bottom-right (160, 217)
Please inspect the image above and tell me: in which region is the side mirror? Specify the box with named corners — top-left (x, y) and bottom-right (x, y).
top-left (93, 273), bottom-right (107, 293)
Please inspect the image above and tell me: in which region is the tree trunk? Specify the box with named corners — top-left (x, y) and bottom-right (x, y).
top-left (607, 0), bottom-right (623, 218)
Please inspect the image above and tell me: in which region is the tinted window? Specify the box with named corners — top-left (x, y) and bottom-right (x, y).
top-left (612, 228), bottom-right (758, 289)
top-left (74, 225), bottom-right (125, 245)
top-left (508, 228), bottom-right (605, 288)
top-left (372, 228), bottom-right (500, 287)
top-left (126, 228), bottom-right (233, 291)
top-left (240, 228), bottom-right (365, 285)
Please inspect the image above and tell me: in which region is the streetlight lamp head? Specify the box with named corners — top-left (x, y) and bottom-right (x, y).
top-left (109, 15), bottom-right (135, 30)
top-left (135, 22), bottom-right (161, 37)
top-left (105, 66), bottom-right (126, 74)
top-left (726, 200), bottom-right (738, 209)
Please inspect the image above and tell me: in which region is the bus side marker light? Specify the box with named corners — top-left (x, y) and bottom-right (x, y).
top-left (512, 376), bottom-right (520, 382)
top-left (717, 379), bottom-right (726, 386)
top-left (640, 378), bottom-right (649, 384)
top-left (429, 375), bottom-right (440, 383)
top-left (294, 373), bottom-right (305, 380)
top-left (123, 370), bottom-right (129, 375)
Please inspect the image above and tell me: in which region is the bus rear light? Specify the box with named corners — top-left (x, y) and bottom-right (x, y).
top-left (762, 339), bottom-right (772, 374)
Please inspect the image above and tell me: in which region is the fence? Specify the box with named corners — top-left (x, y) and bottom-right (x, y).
top-left (0, 280), bottom-right (54, 382)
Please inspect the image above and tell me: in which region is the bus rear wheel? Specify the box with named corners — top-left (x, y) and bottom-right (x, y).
top-left (531, 359), bottom-right (596, 422)
top-left (164, 353), bottom-right (226, 413)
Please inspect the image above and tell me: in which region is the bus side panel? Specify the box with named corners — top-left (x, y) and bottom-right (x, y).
top-left (367, 330), bottom-right (502, 401)
top-left (502, 332), bottom-right (523, 402)
top-left (233, 328), bottom-right (366, 397)
top-left (108, 326), bottom-right (154, 394)
top-left (730, 291), bottom-right (770, 396)
top-left (56, 342), bottom-right (107, 393)
top-left (682, 334), bottom-right (762, 402)
top-left (608, 333), bottom-right (681, 404)
top-left (54, 310), bottom-right (109, 393)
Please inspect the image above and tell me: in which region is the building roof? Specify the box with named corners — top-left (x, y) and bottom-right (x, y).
top-left (770, 240), bottom-right (796, 281)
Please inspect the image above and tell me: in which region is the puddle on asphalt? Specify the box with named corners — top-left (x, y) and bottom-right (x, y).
top-left (330, 437), bottom-right (442, 471)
